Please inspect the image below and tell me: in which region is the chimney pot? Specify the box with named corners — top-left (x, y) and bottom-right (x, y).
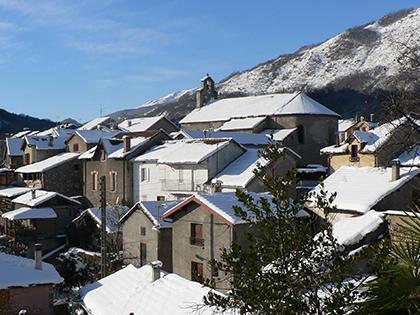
top-left (34, 243), bottom-right (42, 270)
top-left (48, 135), bottom-right (53, 147)
top-left (335, 132), bottom-right (341, 147)
top-left (150, 260), bottom-right (162, 282)
top-left (31, 189), bottom-right (36, 200)
top-left (391, 159), bottom-right (401, 181)
top-left (123, 136), bottom-right (131, 153)
top-left (370, 113), bottom-right (374, 122)
top-left (127, 120), bottom-right (132, 127)
top-left (360, 116), bottom-right (365, 122)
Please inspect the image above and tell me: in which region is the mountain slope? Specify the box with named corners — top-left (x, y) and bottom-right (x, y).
top-left (0, 108), bottom-right (56, 135)
top-left (110, 8), bottom-right (420, 122)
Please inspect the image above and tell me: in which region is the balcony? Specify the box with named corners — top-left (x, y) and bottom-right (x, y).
top-left (161, 179), bottom-right (209, 192)
top-left (190, 237), bottom-right (205, 246)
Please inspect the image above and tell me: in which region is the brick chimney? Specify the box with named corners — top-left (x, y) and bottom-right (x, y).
top-left (150, 260), bottom-right (162, 282)
top-left (123, 136), bottom-right (131, 153)
top-left (391, 159), bottom-right (401, 181)
top-left (34, 243), bottom-right (42, 270)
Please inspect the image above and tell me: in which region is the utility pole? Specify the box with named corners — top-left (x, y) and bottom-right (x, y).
top-left (100, 175), bottom-right (107, 278)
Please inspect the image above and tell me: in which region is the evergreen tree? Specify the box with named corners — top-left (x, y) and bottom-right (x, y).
top-left (204, 142), bottom-right (365, 314)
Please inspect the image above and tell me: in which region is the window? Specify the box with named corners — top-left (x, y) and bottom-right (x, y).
top-left (140, 226), bottom-right (146, 236)
top-left (157, 196), bottom-right (165, 201)
top-left (141, 167), bottom-right (149, 182)
top-left (191, 261), bottom-right (204, 282)
top-left (297, 125), bottom-right (305, 144)
top-left (350, 144), bottom-right (359, 162)
top-left (73, 164), bottom-right (80, 171)
top-left (24, 153), bottom-right (30, 165)
top-left (73, 143), bottom-right (79, 152)
top-left (110, 171), bottom-right (117, 192)
top-left (140, 243), bottom-right (147, 266)
top-left (91, 172), bottom-right (98, 191)
top-left (190, 223), bottom-right (204, 246)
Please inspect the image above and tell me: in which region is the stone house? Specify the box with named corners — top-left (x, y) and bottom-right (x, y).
top-left (307, 164), bottom-right (420, 224)
top-left (321, 117), bottom-right (420, 173)
top-left (15, 152), bottom-right (83, 197)
top-left (131, 138), bottom-right (245, 202)
top-left (2, 189), bottom-right (81, 256)
top-left (3, 138), bottom-right (24, 169)
top-left (337, 116), bottom-right (378, 143)
top-left (21, 134), bottom-right (68, 165)
top-left (0, 186), bottom-right (32, 234)
top-left (66, 130), bottom-right (121, 153)
top-left (161, 192), bottom-right (308, 291)
top-left (0, 250), bottom-right (63, 315)
top-left (0, 169), bottom-right (15, 186)
top-left (81, 130), bottom-right (172, 207)
top-left (118, 115), bottom-right (179, 134)
top-left (179, 77), bottom-right (340, 165)
top-left (120, 200), bottom-right (181, 272)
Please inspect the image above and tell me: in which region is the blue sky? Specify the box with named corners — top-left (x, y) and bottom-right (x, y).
top-left (0, 0), bottom-right (418, 123)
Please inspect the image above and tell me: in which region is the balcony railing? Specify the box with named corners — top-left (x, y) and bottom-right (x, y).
top-left (190, 237), bottom-right (205, 246)
top-left (161, 179), bottom-right (209, 192)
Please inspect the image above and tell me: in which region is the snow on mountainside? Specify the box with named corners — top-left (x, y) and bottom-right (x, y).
top-left (110, 8), bottom-right (420, 122)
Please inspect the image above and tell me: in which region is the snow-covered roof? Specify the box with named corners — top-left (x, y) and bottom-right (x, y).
top-left (15, 152), bottom-right (79, 173)
top-left (79, 116), bottom-right (112, 130)
top-left (332, 210), bottom-right (385, 246)
top-left (2, 207), bottom-right (57, 220)
top-left (0, 252), bottom-right (63, 289)
top-left (219, 116), bottom-right (267, 131)
top-left (6, 137), bottom-right (24, 156)
top-left (118, 116), bottom-right (167, 132)
top-left (213, 149), bottom-right (268, 188)
top-left (261, 128), bottom-right (297, 141)
top-left (180, 92), bottom-right (340, 124)
top-left (163, 192), bottom-right (308, 225)
top-left (320, 143), bottom-right (348, 154)
top-left (11, 130), bottom-right (32, 138)
top-left (297, 164), bottom-right (327, 174)
top-left (121, 200), bottom-right (183, 227)
top-left (74, 206), bottom-right (129, 233)
top-left (12, 189), bottom-right (80, 207)
top-left (338, 119), bottom-right (356, 132)
top-left (23, 134), bottom-right (68, 150)
top-left (79, 146), bottom-right (97, 160)
top-left (80, 264), bottom-right (228, 315)
top-left (182, 129), bottom-right (270, 146)
top-left (75, 130), bottom-right (121, 144)
top-left (398, 145), bottom-right (420, 166)
top-left (309, 166), bottom-right (420, 213)
top-left (132, 138), bottom-right (236, 164)
top-left (0, 186), bottom-right (32, 198)
top-left (108, 137), bottom-right (148, 159)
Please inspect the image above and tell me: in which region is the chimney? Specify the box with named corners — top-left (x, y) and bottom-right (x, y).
top-left (360, 116), bottom-right (365, 122)
top-left (212, 179), bottom-right (222, 193)
top-left (34, 243), bottom-right (42, 270)
top-left (31, 189), bottom-right (36, 200)
top-left (150, 260), bottom-right (162, 282)
top-left (370, 113), bottom-right (375, 122)
top-left (196, 89), bottom-right (204, 109)
top-left (48, 135), bottom-right (53, 147)
top-left (123, 136), bottom-right (131, 153)
top-left (127, 120), bottom-right (132, 127)
top-left (391, 159), bottom-right (401, 181)
top-left (335, 132), bottom-right (340, 147)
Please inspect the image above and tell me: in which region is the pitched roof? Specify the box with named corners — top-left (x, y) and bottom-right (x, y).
top-left (309, 166), bottom-right (420, 213)
top-left (12, 189), bottom-right (80, 207)
top-left (132, 138), bottom-right (237, 164)
top-left (2, 207), bottom-right (57, 220)
top-left (0, 186), bottom-right (33, 198)
top-left (398, 145), bottom-right (420, 166)
top-left (338, 119), bottom-right (357, 132)
top-left (80, 264), bottom-right (228, 315)
top-left (23, 134), bottom-right (68, 150)
top-left (15, 152), bottom-right (79, 173)
top-left (6, 137), bottom-right (24, 156)
top-left (118, 116), bottom-right (169, 132)
top-left (219, 116), bottom-right (267, 131)
top-left (180, 92), bottom-right (340, 124)
top-left (11, 130), bottom-right (32, 138)
top-left (74, 206), bottom-right (129, 233)
top-left (163, 192), bottom-right (308, 225)
top-left (261, 128), bottom-right (297, 141)
top-left (0, 252), bottom-right (63, 289)
top-left (79, 116), bottom-right (112, 130)
top-left (120, 200), bottom-right (183, 227)
top-left (182, 129), bottom-right (270, 146)
top-left (74, 130), bottom-right (121, 144)
top-left (212, 149), bottom-right (268, 188)
top-left (107, 137), bottom-right (148, 159)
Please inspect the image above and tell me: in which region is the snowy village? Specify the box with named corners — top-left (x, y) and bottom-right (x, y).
top-left (0, 2), bottom-right (419, 315)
